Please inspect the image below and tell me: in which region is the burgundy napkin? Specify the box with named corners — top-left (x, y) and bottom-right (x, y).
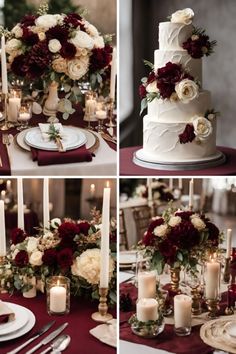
top-left (0, 301), bottom-right (15, 324)
top-left (0, 314), bottom-right (10, 324)
top-left (31, 145), bottom-right (93, 166)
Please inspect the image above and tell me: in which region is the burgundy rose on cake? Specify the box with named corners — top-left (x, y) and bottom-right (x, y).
top-left (183, 27), bottom-right (217, 59)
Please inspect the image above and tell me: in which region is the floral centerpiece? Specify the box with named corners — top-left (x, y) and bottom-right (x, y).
top-left (2, 210), bottom-right (117, 304)
top-left (135, 180), bottom-right (174, 203)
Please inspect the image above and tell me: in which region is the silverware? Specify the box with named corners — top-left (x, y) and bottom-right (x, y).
top-left (39, 334), bottom-right (71, 354)
top-left (25, 323), bottom-right (68, 354)
top-left (6, 321), bottom-right (55, 354)
top-left (100, 132), bottom-right (117, 144)
top-left (2, 133), bottom-right (11, 165)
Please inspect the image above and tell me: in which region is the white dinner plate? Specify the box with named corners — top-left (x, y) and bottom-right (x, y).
top-left (119, 251), bottom-right (137, 265)
top-left (0, 303), bottom-right (29, 336)
top-left (16, 127), bottom-right (97, 152)
top-left (0, 305), bottom-right (35, 341)
top-left (24, 126), bottom-right (87, 151)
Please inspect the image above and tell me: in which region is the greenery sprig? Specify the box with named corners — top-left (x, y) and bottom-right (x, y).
top-left (46, 124), bottom-right (62, 142)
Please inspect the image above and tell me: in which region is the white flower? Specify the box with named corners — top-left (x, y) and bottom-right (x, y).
top-left (38, 32), bottom-right (46, 41)
top-left (71, 248), bottom-right (114, 285)
top-left (35, 14), bottom-right (58, 29)
top-left (175, 79), bottom-right (199, 103)
top-left (207, 113), bottom-right (215, 121)
top-left (171, 8), bottom-right (194, 25)
top-left (6, 38), bottom-right (22, 53)
top-left (192, 116), bottom-right (213, 142)
top-left (146, 81), bottom-right (158, 93)
top-left (11, 25), bottom-right (23, 38)
top-left (153, 224), bottom-right (168, 237)
top-left (27, 237), bottom-right (38, 253)
top-left (93, 36), bottom-right (105, 48)
top-left (52, 57), bottom-right (68, 74)
top-left (191, 216), bottom-right (206, 231)
top-left (67, 57), bottom-right (89, 80)
top-left (191, 34), bottom-right (199, 41)
top-left (48, 39), bottom-right (62, 53)
top-left (70, 30), bottom-right (94, 50)
top-left (51, 218), bottom-right (61, 229)
top-left (169, 216), bottom-right (182, 227)
top-left (29, 251), bottom-right (43, 266)
top-left (84, 21), bottom-right (99, 37)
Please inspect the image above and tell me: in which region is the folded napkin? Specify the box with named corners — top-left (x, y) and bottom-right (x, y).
top-left (90, 319), bottom-right (117, 348)
top-left (38, 123), bottom-right (65, 142)
top-left (0, 301), bottom-right (15, 324)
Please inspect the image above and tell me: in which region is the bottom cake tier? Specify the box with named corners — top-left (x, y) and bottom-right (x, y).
top-left (143, 115), bottom-right (217, 162)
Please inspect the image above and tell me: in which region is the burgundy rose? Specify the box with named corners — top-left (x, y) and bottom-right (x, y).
top-left (64, 13), bottom-right (83, 29)
top-left (77, 221), bottom-right (90, 236)
top-left (15, 250), bottom-right (29, 267)
top-left (57, 248), bottom-right (73, 269)
top-left (11, 54), bottom-right (28, 77)
top-left (27, 41), bottom-right (52, 79)
top-left (139, 84), bottom-right (146, 99)
top-left (22, 28), bottom-right (39, 46)
top-left (168, 220), bottom-right (200, 249)
top-left (46, 25), bottom-right (69, 43)
top-left (179, 124), bottom-right (195, 144)
top-left (58, 238), bottom-right (77, 250)
top-left (148, 218), bottom-right (164, 233)
top-left (183, 34), bottom-right (213, 59)
top-left (158, 239), bottom-right (177, 264)
top-left (157, 62), bottom-right (182, 84)
top-left (90, 44), bottom-right (112, 72)
top-left (11, 228), bottom-right (26, 245)
top-left (20, 15), bottom-right (37, 27)
top-left (142, 231), bottom-right (155, 246)
top-left (161, 191), bottom-right (174, 202)
top-left (42, 249), bottom-right (57, 266)
top-left (206, 222), bottom-right (219, 246)
top-left (175, 211), bottom-right (194, 221)
top-left (58, 222), bottom-right (79, 240)
top-left (156, 81), bottom-right (174, 99)
top-left (60, 42), bottom-right (77, 59)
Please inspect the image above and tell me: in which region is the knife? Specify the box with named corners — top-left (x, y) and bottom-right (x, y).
top-left (25, 322), bottom-right (68, 354)
top-left (7, 321), bottom-right (55, 354)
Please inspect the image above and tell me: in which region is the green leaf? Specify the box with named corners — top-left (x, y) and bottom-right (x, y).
top-left (177, 251), bottom-right (183, 262)
top-left (140, 98), bottom-right (147, 115)
top-left (64, 84), bottom-right (71, 93)
top-left (143, 60), bottom-right (154, 70)
top-left (151, 251), bottom-right (164, 274)
top-left (141, 77), bottom-right (148, 84)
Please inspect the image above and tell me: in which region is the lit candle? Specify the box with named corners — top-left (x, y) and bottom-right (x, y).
top-left (85, 98), bottom-right (96, 116)
top-left (138, 270), bottom-right (157, 299)
top-left (137, 298), bottom-right (158, 322)
top-left (205, 257), bottom-right (220, 299)
top-left (174, 294), bottom-right (192, 329)
top-left (1, 190), bottom-right (5, 200)
top-left (17, 178), bottom-right (24, 230)
top-left (178, 178), bottom-right (183, 190)
top-left (189, 179), bottom-right (194, 209)
top-left (169, 178), bottom-right (173, 190)
top-left (18, 112), bottom-right (31, 122)
top-left (110, 48), bottom-right (117, 100)
top-left (226, 228), bottom-right (232, 258)
top-left (50, 282), bottom-right (66, 313)
top-left (6, 180), bottom-right (11, 192)
top-left (0, 200), bottom-right (6, 256)
top-left (8, 97), bottom-right (21, 122)
top-left (90, 183), bottom-right (95, 199)
top-left (1, 35), bottom-right (8, 94)
top-left (100, 181), bottom-right (110, 288)
top-left (43, 178), bottom-right (50, 229)
top-left (96, 110), bottom-right (107, 120)
top-left (147, 178), bottom-right (152, 202)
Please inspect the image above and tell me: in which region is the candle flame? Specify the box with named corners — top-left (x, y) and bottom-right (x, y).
top-left (90, 184), bottom-right (95, 190)
top-left (106, 181), bottom-right (110, 188)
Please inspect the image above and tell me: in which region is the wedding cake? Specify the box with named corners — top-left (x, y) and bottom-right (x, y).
top-left (135, 8), bottom-right (225, 168)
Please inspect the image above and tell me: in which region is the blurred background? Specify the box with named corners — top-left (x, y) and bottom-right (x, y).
top-left (120, 0), bottom-right (236, 149)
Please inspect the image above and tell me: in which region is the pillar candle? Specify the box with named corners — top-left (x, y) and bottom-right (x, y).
top-left (137, 298), bottom-right (158, 322)
top-left (178, 178), bottom-right (183, 189)
top-left (110, 48), bottom-right (117, 100)
top-left (17, 178), bottom-right (24, 230)
top-left (8, 97), bottom-right (21, 122)
top-left (1, 36), bottom-right (8, 94)
top-left (138, 270), bottom-right (157, 299)
top-left (174, 295), bottom-right (192, 328)
top-left (205, 259), bottom-right (220, 299)
top-left (90, 184), bottom-right (95, 199)
top-left (50, 284), bottom-right (66, 313)
top-left (43, 178), bottom-right (50, 230)
top-left (147, 178), bottom-right (152, 202)
top-left (0, 200), bottom-right (6, 256)
top-left (226, 229), bottom-right (232, 258)
top-left (169, 178), bottom-right (173, 190)
top-left (100, 182), bottom-right (110, 288)
top-left (189, 179), bottom-right (194, 208)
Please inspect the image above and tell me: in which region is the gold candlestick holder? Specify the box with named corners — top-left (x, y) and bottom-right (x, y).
top-left (91, 287), bottom-right (113, 323)
top-left (105, 98), bottom-right (116, 128)
top-left (1, 93), bottom-right (13, 131)
top-left (191, 287), bottom-right (202, 315)
top-left (0, 256), bottom-right (7, 293)
top-left (223, 257), bottom-right (231, 283)
top-left (206, 298), bottom-right (220, 319)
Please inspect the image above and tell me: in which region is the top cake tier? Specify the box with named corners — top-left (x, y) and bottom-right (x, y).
top-left (159, 22), bottom-right (193, 50)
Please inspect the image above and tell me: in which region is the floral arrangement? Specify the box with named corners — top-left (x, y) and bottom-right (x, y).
top-left (139, 61), bottom-right (199, 114)
top-left (135, 181), bottom-right (174, 203)
top-left (183, 28), bottom-right (216, 59)
top-left (2, 210), bottom-right (117, 304)
top-left (140, 207), bottom-right (223, 274)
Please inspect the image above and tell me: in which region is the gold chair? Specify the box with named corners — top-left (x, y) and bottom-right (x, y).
top-left (132, 205), bottom-right (152, 241)
top-left (119, 209), bottom-right (128, 250)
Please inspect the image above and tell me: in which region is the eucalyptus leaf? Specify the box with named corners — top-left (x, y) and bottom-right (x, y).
top-left (140, 98), bottom-right (147, 115)
top-left (143, 60), bottom-right (154, 70)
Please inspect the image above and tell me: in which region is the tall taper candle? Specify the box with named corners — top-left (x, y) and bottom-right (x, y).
top-left (17, 178), bottom-right (24, 230)
top-left (100, 182), bottom-right (111, 288)
top-left (226, 228), bottom-right (232, 258)
top-left (178, 178), bottom-right (183, 190)
top-left (147, 178), bottom-right (152, 202)
top-left (189, 179), bottom-right (194, 209)
top-left (43, 178), bottom-right (50, 229)
top-left (169, 178), bottom-right (173, 190)
top-left (1, 36), bottom-right (8, 94)
top-left (110, 48), bottom-right (117, 100)
top-left (0, 200), bottom-right (6, 256)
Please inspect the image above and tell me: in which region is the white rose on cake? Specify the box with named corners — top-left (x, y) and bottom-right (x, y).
top-left (171, 8), bottom-right (194, 25)
top-left (29, 251), bottom-right (43, 266)
top-left (192, 116), bottom-right (213, 142)
top-left (70, 31), bottom-right (94, 50)
top-left (153, 224), bottom-right (168, 237)
top-left (146, 81), bottom-right (159, 93)
top-left (35, 14), bottom-right (58, 29)
top-left (67, 57), bottom-right (89, 80)
top-left (48, 39), bottom-right (62, 53)
top-left (175, 79), bottom-right (199, 103)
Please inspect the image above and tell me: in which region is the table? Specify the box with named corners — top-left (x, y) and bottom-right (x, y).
top-left (0, 293), bottom-right (116, 354)
top-left (120, 146), bottom-right (236, 176)
top-left (0, 108), bottom-right (117, 176)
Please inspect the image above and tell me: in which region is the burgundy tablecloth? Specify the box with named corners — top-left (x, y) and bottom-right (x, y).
top-left (120, 146), bottom-right (236, 176)
top-left (0, 293), bottom-right (116, 354)
top-left (5, 210), bottom-right (39, 235)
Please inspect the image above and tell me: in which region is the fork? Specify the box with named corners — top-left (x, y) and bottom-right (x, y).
top-left (2, 133), bottom-right (11, 165)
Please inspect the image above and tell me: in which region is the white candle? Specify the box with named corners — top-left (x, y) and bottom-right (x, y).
top-left (17, 178), bottom-right (24, 230)
top-left (205, 258), bottom-right (220, 299)
top-left (1, 36), bottom-right (8, 94)
top-left (86, 99), bottom-right (96, 116)
top-left (226, 228), bottom-right (232, 258)
top-left (147, 178), bottom-right (152, 202)
top-left (96, 110), bottom-right (107, 120)
top-left (100, 182), bottom-right (110, 288)
top-left (178, 178), bottom-right (183, 189)
top-left (50, 284), bottom-right (66, 313)
top-left (1, 190), bottom-right (5, 200)
top-left (6, 180), bottom-right (11, 192)
top-left (169, 178), bottom-right (173, 190)
top-left (138, 270), bottom-right (157, 299)
top-left (43, 178), bottom-right (50, 230)
top-left (137, 298), bottom-right (158, 322)
top-left (174, 295), bottom-right (192, 328)
top-left (189, 179), bottom-right (194, 208)
top-left (18, 112), bottom-right (31, 122)
top-left (110, 48), bottom-right (117, 100)
top-left (0, 200), bottom-right (6, 256)
top-left (90, 183), bottom-right (95, 199)
top-left (8, 97), bottom-right (21, 122)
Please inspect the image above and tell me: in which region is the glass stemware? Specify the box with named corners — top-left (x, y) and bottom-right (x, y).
top-left (17, 103), bottom-right (32, 131)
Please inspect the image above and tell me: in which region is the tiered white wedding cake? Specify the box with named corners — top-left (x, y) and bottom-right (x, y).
top-left (135, 8), bottom-right (225, 168)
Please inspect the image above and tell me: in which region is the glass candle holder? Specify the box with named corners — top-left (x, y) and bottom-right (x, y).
top-left (46, 276), bottom-right (70, 315)
top-left (95, 101), bottom-right (107, 132)
top-left (174, 294), bottom-right (192, 336)
top-left (17, 103), bottom-right (32, 131)
top-left (8, 88), bottom-right (22, 124)
top-left (84, 91), bottom-right (97, 128)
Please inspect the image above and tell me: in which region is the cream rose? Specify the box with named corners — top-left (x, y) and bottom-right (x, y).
top-left (169, 216), bottom-right (182, 227)
top-left (6, 38), bottom-right (22, 53)
top-left (93, 36), bottom-right (105, 48)
top-left (175, 79), bottom-right (199, 103)
top-left (27, 237), bottom-right (38, 253)
top-left (35, 14), bottom-right (58, 29)
top-left (191, 216), bottom-right (206, 231)
top-left (67, 57), bottom-right (89, 80)
top-left (70, 31), bottom-right (94, 50)
top-left (48, 39), bottom-right (62, 53)
top-left (11, 25), bottom-right (23, 38)
top-left (84, 21), bottom-right (99, 37)
top-left (153, 224), bottom-right (168, 237)
top-left (29, 251), bottom-right (43, 266)
top-left (38, 32), bottom-right (46, 41)
top-left (52, 57), bottom-right (67, 73)
top-left (146, 81), bottom-right (158, 93)
top-left (171, 8), bottom-right (194, 25)
top-left (192, 116), bottom-right (213, 141)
